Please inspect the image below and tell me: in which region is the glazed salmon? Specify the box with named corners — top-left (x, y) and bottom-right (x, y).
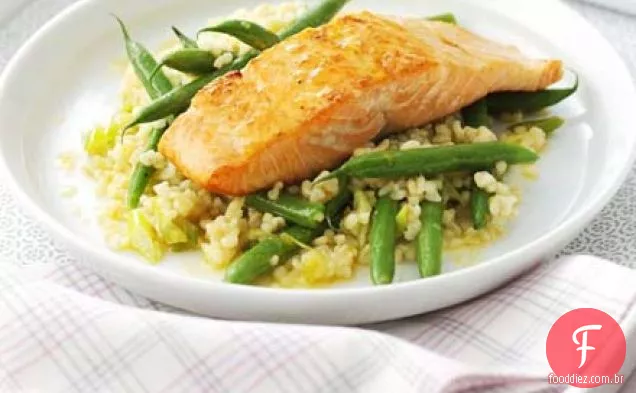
top-left (159, 12), bottom-right (562, 196)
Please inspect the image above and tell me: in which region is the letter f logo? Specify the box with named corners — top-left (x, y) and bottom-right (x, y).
top-left (547, 309), bottom-right (626, 388)
top-left (573, 324), bottom-right (603, 368)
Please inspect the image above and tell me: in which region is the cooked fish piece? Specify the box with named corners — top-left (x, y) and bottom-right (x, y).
top-left (159, 12), bottom-right (562, 196)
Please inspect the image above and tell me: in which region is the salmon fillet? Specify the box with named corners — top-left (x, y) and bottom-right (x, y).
top-left (159, 12), bottom-right (562, 196)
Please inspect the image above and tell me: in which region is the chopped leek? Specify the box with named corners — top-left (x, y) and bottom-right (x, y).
top-left (83, 123), bottom-right (119, 156)
top-left (152, 201), bottom-right (188, 245)
top-left (127, 209), bottom-right (164, 263)
top-left (171, 220), bottom-right (201, 252)
top-left (396, 204), bottom-right (410, 234)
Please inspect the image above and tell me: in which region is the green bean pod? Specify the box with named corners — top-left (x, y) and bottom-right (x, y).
top-left (126, 66), bottom-right (236, 127)
top-left (470, 188), bottom-right (490, 230)
top-left (114, 16), bottom-right (173, 100)
top-left (324, 181), bottom-right (352, 229)
top-left (323, 183), bottom-right (354, 226)
top-left (126, 125), bottom-right (165, 208)
top-left (226, 184), bottom-right (353, 284)
top-left (127, 162), bottom-right (155, 208)
top-left (487, 75), bottom-right (578, 113)
top-left (199, 20), bottom-right (280, 51)
top-left (172, 26), bottom-right (199, 48)
top-left (461, 99), bottom-right (491, 128)
top-left (115, 16), bottom-right (175, 209)
top-left (125, 0), bottom-right (351, 129)
top-left (278, 0), bottom-right (352, 38)
top-left (508, 116), bottom-right (565, 136)
top-left (325, 142), bottom-right (538, 180)
top-left (151, 48), bottom-right (216, 78)
top-left (370, 197), bottom-right (398, 285)
top-left (416, 201), bottom-right (444, 278)
top-left (461, 98), bottom-right (492, 230)
top-left (225, 226), bottom-right (316, 285)
top-left (426, 13), bottom-right (458, 24)
top-left (246, 194), bottom-right (326, 229)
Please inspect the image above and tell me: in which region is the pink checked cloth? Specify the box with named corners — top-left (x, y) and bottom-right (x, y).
top-left (0, 255), bottom-right (635, 393)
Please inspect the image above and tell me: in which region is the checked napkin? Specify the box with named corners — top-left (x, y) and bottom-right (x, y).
top-left (0, 255), bottom-right (635, 393)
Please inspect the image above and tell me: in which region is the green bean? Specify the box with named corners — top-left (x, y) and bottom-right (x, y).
top-left (487, 75), bottom-right (578, 113)
top-left (324, 142), bottom-right (538, 180)
top-left (125, 0), bottom-right (350, 129)
top-left (370, 197), bottom-right (398, 285)
top-left (426, 13), bottom-right (458, 24)
top-left (278, 0), bottom-right (351, 38)
top-left (246, 194), bottom-right (326, 229)
top-left (115, 16), bottom-right (175, 208)
top-left (126, 126), bottom-right (166, 208)
top-left (127, 161), bottom-right (155, 208)
top-left (461, 99), bottom-right (491, 230)
top-left (225, 226), bottom-right (316, 285)
top-left (416, 201), bottom-right (444, 278)
top-left (470, 188), bottom-right (490, 230)
top-left (150, 48), bottom-right (216, 79)
top-left (126, 66), bottom-right (236, 127)
top-left (199, 20), bottom-right (280, 51)
top-left (324, 181), bottom-right (354, 225)
top-left (508, 116), bottom-right (565, 136)
top-left (172, 26), bottom-right (198, 48)
top-left (114, 16), bottom-right (173, 100)
top-left (461, 99), bottom-right (490, 128)
top-left (226, 184), bottom-right (352, 284)
top-left (324, 181), bottom-right (352, 229)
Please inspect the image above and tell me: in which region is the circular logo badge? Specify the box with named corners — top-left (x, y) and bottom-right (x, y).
top-left (546, 308), bottom-right (626, 388)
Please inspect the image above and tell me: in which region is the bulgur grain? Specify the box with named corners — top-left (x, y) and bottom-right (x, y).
top-left (267, 181), bottom-right (284, 200)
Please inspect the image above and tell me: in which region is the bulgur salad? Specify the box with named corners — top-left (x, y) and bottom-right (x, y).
top-left (74, 0), bottom-right (577, 288)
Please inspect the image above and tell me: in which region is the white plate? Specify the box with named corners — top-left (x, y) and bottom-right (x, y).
top-left (0, 0), bottom-right (634, 325)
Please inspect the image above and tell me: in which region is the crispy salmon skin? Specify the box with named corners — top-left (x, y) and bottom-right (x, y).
top-left (159, 12), bottom-right (562, 196)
